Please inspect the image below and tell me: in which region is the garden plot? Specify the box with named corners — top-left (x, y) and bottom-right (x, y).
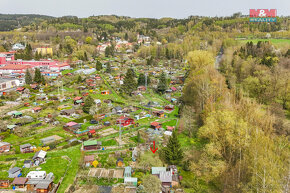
top-left (88, 168), bottom-right (124, 178)
top-left (98, 128), bottom-right (118, 137)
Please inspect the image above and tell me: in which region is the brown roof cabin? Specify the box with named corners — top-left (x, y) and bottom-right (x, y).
top-left (60, 109), bottom-right (75, 116)
top-left (12, 177), bottom-right (28, 189)
top-left (35, 180), bottom-right (53, 193)
top-left (0, 180), bottom-right (10, 188)
top-left (84, 155), bottom-right (94, 167)
top-left (152, 111), bottom-right (165, 118)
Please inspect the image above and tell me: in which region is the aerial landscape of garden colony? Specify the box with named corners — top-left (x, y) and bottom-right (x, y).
top-left (0, 13), bottom-right (289, 193)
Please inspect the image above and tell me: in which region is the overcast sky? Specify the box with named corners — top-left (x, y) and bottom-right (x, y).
top-left (0, 0), bottom-right (289, 18)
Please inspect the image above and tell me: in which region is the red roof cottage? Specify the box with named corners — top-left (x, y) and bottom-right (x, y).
top-left (151, 122), bottom-right (161, 130)
top-left (164, 105), bottom-right (174, 111)
top-left (116, 116), bottom-right (135, 127)
top-left (0, 142), bottom-right (11, 153)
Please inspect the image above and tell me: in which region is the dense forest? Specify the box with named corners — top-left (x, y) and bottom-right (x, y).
top-left (0, 14), bottom-right (54, 31)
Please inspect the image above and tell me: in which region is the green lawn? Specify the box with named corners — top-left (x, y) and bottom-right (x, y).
top-left (238, 38), bottom-right (290, 46)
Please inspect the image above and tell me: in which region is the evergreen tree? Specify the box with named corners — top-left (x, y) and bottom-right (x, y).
top-left (106, 63), bottom-right (111, 73)
top-left (122, 68), bottom-right (137, 95)
top-left (77, 75), bottom-right (82, 83)
top-left (163, 130), bottom-right (183, 165)
top-left (137, 131), bottom-right (141, 143)
top-left (25, 69), bottom-right (32, 85)
top-left (84, 51), bottom-right (88, 61)
top-left (34, 68), bottom-right (42, 84)
top-left (157, 72), bottom-right (167, 94)
top-left (41, 75), bottom-right (46, 85)
top-left (95, 60), bottom-right (102, 71)
top-left (83, 95), bottom-right (95, 114)
top-left (138, 73), bottom-right (146, 86)
top-left (124, 32), bottom-right (128, 40)
top-left (138, 73), bottom-right (151, 86)
top-left (105, 46), bottom-right (111, 57)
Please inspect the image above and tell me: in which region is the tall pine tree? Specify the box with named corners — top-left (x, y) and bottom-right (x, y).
top-left (34, 68), bottom-right (42, 84)
top-left (138, 73), bottom-right (146, 86)
top-left (83, 95), bottom-right (95, 114)
top-left (157, 72), bottom-right (167, 94)
top-left (163, 130), bottom-right (183, 165)
top-left (122, 68), bottom-right (137, 95)
top-left (25, 69), bottom-right (32, 85)
top-left (96, 60), bottom-right (102, 71)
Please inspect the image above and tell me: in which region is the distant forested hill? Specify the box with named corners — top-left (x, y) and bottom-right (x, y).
top-left (0, 14), bottom-right (54, 31)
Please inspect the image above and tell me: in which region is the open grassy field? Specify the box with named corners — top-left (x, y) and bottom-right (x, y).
top-left (238, 38), bottom-right (290, 46)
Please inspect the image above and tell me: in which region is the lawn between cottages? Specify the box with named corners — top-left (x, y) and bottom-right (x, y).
top-left (0, 145), bottom-right (81, 191)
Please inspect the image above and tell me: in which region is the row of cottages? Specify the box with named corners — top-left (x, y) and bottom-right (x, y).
top-left (152, 166), bottom-right (180, 193)
top-left (11, 171), bottom-right (53, 192)
top-left (0, 142), bottom-right (11, 153)
top-left (116, 116), bottom-right (135, 127)
top-left (83, 140), bottom-right (102, 151)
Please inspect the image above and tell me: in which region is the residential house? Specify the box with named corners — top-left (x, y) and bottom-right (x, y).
top-left (0, 142), bottom-right (11, 153)
top-left (24, 160), bottom-right (33, 168)
top-left (8, 167), bottom-right (22, 178)
top-left (12, 177), bottom-right (28, 189)
top-left (20, 143), bottom-right (33, 153)
top-left (151, 122), bottom-right (161, 130)
top-left (83, 140), bottom-right (101, 151)
top-left (32, 150), bottom-right (47, 165)
top-left (84, 155), bottom-right (94, 167)
top-left (116, 116), bottom-right (135, 127)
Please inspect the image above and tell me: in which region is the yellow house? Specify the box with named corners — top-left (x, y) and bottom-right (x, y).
top-left (36, 47), bottom-right (53, 56)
